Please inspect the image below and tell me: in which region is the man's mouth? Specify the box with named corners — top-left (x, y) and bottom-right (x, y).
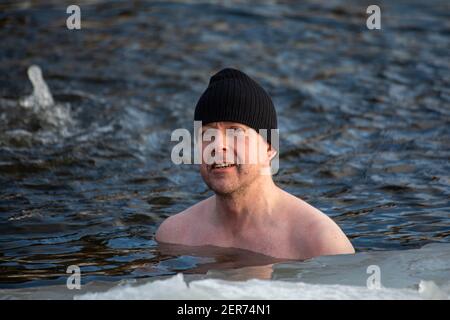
top-left (210, 163), bottom-right (237, 170)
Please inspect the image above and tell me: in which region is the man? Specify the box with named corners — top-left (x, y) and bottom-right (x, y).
top-left (156, 67), bottom-right (354, 259)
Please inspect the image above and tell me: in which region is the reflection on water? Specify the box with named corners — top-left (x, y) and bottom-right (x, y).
top-left (0, 0), bottom-right (449, 289)
top-left (154, 243), bottom-right (286, 280)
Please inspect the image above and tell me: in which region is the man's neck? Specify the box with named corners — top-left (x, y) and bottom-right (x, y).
top-left (213, 175), bottom-right (280, 235)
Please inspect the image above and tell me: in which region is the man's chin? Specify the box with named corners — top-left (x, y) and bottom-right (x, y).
top-left (209, 183), bottom-right (238, 196)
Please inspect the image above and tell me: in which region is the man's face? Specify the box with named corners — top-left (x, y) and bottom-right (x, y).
top-left (198, 121), bottom-right (275, 196)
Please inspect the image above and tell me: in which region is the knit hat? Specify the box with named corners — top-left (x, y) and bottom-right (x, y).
top-left (194, 68), bottom-right (277, 145)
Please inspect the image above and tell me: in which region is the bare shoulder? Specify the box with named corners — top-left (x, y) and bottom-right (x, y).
top-left (282, 191), bottom-right (355, 257)
top-left (306, 211), bottom-right (355, 256)
top-left (154, 197), bottom-right (211, 244)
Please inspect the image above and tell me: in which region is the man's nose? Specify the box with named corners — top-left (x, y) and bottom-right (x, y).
top-left (213, 130), bottom-right (234, 163)
top-left (215, 130), bottom-right (228, 151)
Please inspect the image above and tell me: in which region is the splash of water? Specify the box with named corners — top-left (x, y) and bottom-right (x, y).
top-left (22, 65), bottom-right (55, 108)
top-left (17, 65), bottom-right (74, 138)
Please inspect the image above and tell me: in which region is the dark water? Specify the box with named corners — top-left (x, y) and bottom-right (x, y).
top-left (0, 0), bottom-right (449, 289)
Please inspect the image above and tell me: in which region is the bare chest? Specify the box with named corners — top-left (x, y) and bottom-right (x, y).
top-left (186, 221), bottom-right (306, 259)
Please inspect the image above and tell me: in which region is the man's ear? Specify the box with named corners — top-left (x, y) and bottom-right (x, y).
top-left (267, 145), bottom-right (277, 161)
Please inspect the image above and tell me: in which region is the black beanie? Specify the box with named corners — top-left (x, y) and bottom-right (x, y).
top-left (194, 68), bottom-right (277, 145)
